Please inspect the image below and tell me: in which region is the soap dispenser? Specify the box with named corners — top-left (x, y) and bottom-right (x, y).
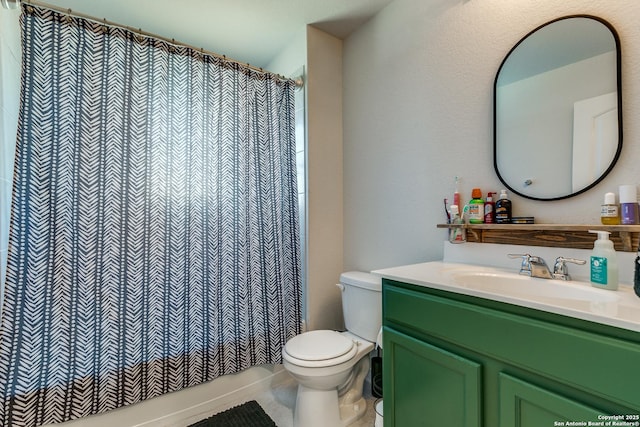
top-left (589, 230), bottom-right (618, 291)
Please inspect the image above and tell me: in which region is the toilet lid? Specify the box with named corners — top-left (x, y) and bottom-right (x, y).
top-left (285, 330), bottom-right (355, 361)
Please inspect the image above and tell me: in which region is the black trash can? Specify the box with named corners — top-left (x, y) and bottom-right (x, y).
top-left (371, 348), bottom-right (383, 398)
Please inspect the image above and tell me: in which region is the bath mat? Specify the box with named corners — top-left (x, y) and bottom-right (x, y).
top-left (189, 400), bottom-right (277, 427)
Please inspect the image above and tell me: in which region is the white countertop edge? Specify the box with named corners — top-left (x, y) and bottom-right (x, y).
top-left (373, 261), bottom-right (640, 334)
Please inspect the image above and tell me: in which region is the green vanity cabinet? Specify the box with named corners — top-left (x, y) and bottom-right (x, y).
top-left (384, 327), bottom-right (482, 427)
top-left (382, 279), bottom-right (640, 427)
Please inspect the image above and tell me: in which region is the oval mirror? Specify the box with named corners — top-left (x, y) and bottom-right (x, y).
top-left (494, 15), bottom-right (622, 201)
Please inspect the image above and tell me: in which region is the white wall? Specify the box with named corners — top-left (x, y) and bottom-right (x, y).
top-left (304, 26), bottom-right (345, 331)
top-left (267, 27), bottom-right (306, 76)
top-left (0, 5), bottom-right (21, 301)
top-left (268, 26), bottom-right (346, 331)
top-left (343, 0), bottom-right (640, 272)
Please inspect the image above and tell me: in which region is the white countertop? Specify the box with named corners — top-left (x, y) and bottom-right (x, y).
top-left (373, 260), bottom-right (640, 333)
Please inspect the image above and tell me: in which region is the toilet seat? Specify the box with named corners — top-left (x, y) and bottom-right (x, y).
top-left (284, 330), bottom-right (358, 368)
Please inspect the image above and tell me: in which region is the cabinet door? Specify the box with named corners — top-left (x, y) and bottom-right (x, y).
top-left (384, 327), bottom-right (482, 427)
top-left (499, 373), bottom-right (604, 427)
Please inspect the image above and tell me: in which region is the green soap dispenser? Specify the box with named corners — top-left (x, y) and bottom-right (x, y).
top-left (589, 230), bottom-right (618, 290)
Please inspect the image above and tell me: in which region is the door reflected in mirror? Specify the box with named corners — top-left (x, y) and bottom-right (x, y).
top-left (494, 15), bottom-right (622, 201)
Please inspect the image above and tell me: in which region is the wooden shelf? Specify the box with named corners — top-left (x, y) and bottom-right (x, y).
top-left (436, 223), bottom-right (640, 252)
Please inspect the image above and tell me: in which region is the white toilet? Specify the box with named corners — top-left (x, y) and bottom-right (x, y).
top-left (282, 271), bottom-right (382, 427)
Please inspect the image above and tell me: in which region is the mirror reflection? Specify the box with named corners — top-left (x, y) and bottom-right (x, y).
top-left (494, 15), bottom-right (622, 201)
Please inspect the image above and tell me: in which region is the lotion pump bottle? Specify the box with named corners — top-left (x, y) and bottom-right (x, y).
top-left (589, 230), bottom-right (618, 291)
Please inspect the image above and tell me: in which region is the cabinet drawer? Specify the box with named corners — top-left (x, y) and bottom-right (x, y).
top-left (384, 282), bottom-right (640, 410)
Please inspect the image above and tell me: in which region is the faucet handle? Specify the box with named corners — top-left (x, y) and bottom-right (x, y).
top-left (529, 255), bottom-right (547, 265)
top-left (508, 253), bottom-right (532, 275)
top-left (553, 256), bottom-right (586, 281)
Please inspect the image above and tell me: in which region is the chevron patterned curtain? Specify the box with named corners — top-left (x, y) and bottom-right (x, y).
top-left (0, 5), bottom-right (301, 426)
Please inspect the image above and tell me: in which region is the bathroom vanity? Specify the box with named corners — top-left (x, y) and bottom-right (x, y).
top-left (375, 259), bottom-right (640, 427)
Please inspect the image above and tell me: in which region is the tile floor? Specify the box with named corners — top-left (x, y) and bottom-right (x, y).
top-left (250, 374), bottom-right (378, 427)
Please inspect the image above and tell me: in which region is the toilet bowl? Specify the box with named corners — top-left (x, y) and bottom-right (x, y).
top-left (282, 272), bottom-right (381, 427)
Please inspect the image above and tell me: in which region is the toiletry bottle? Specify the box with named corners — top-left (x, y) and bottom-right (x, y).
top-left (495, 189), bottom-right (512, 224)
top-left (619, 185), bottom-right (639, 225)
top-left (600, 192), bottom-right (620, 225)
top-left (484, 192), bottom-right (495, 224)
top-left (467, 188), bottom-right (484, 224)
top-left (449, 205), bottom-right (466, 244)
top-left (453, 176), bottom-right (461, 210)
top-left (588, 230), bottom-right (618, 291)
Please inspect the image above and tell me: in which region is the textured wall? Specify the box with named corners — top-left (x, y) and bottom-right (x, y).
top-left (304, 27), bottom-right (345, 331)
top-left (0, 6), bottom-right (21, 298)
top-left (343, 0), bottom-right (640, 272)
top-left (269, 26), bottom-right (346, 331)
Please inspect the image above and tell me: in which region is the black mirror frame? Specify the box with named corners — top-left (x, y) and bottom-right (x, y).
top-left (493, 14), bottom-right (623, 201)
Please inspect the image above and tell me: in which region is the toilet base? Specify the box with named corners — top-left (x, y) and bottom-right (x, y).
top-left (293, 386), bottom-right (368, 427)
top-left (294, 384), bottom-right (341, 427)
top-left (292, 355), bottom-right (370, 427)
top-left (339, 395), bottom-right (367, 426)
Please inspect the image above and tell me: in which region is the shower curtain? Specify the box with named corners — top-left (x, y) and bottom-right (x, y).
top-left (0, 5), bottom-right (301, 426)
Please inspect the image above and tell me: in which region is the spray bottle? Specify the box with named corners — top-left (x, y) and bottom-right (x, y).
top-left (588, 230), bottom-right (618, 291)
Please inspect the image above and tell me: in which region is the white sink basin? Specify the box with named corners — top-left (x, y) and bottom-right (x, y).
top-left (447, 270), bottom-right (618, 303)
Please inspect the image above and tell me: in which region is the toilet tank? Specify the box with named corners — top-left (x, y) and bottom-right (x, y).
top-left (339, 271), bottom-right (382, 343)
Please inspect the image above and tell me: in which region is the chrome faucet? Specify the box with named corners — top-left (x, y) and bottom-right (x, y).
top-left (552, 256), bottom-right (586, 281)
top-left (508, 254), bottom-right (552, 279)
top-left (509, 254), bottom-right (586, 280)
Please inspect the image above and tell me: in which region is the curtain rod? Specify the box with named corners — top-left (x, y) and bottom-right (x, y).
top-left (5, 0), bottom-right (304, 88)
